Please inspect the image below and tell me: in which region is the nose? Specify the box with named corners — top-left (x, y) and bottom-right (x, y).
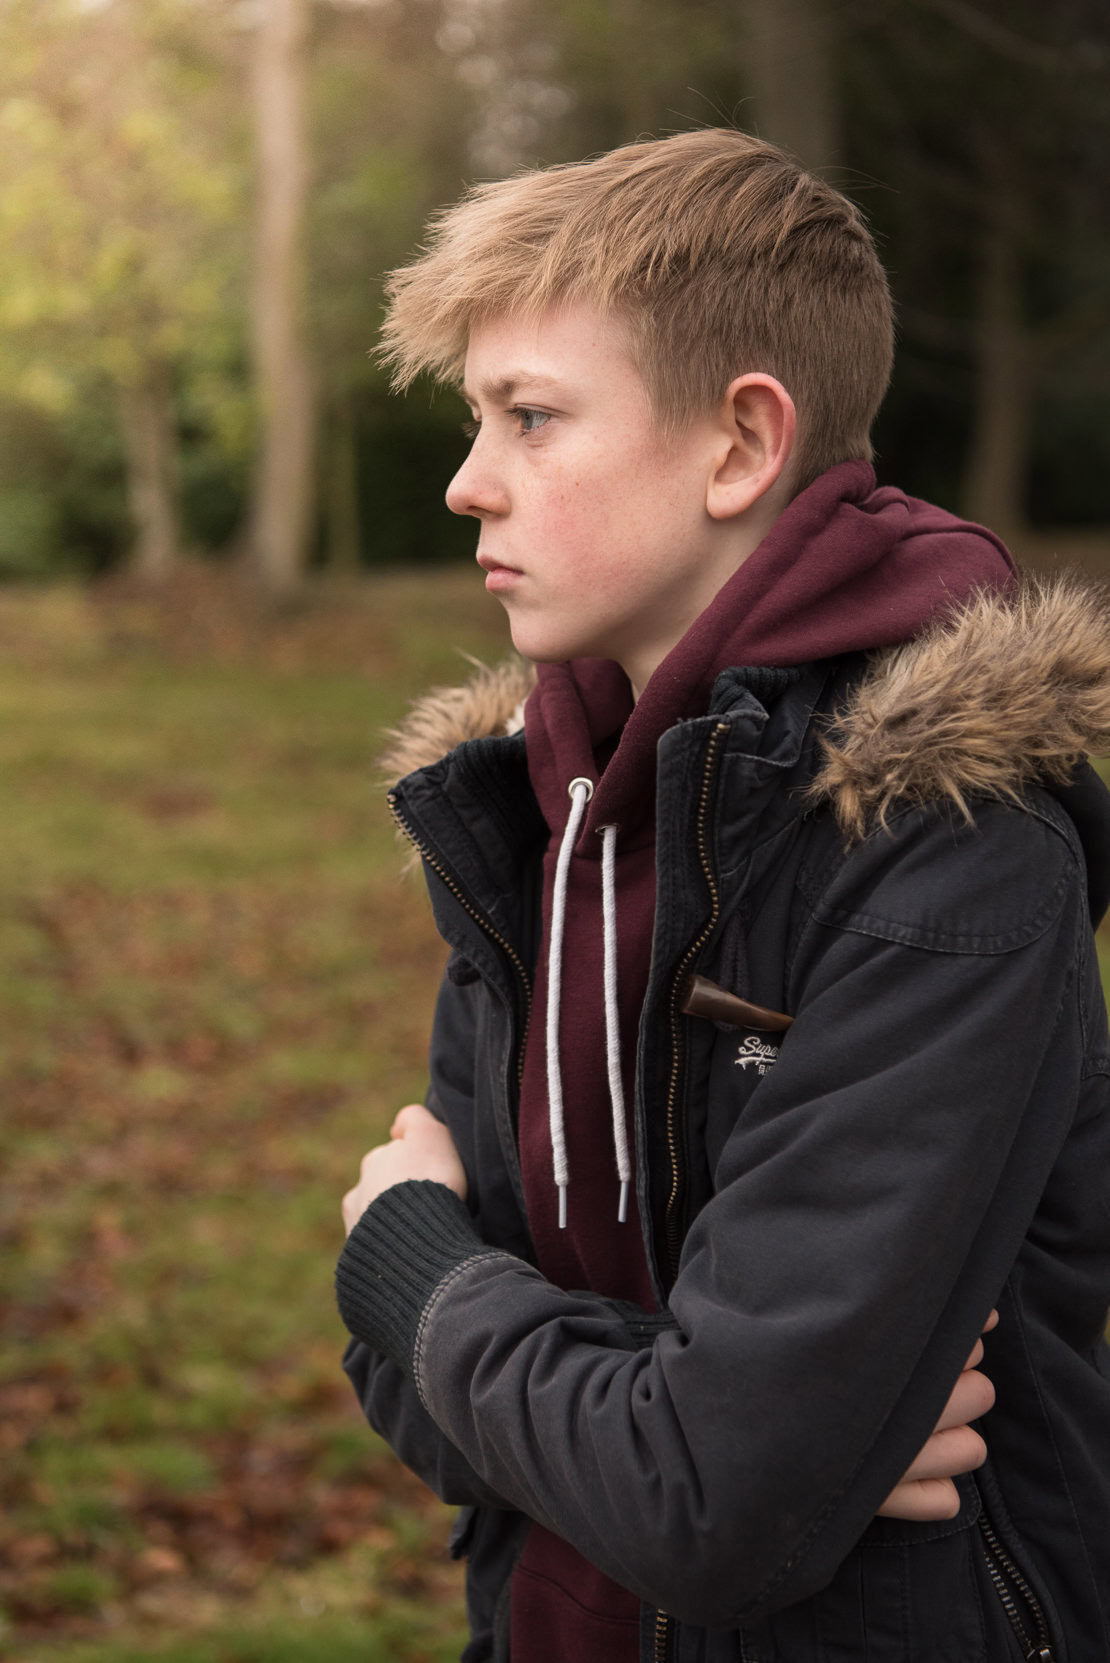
top-left (446, 439), bottom-right (508, 519)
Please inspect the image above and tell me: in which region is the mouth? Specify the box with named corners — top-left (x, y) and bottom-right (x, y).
top-left (477, 552), bottom-right (523, 592)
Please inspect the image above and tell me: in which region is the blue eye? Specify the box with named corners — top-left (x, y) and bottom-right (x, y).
top-left (513, 406), bottom-right (551, 435)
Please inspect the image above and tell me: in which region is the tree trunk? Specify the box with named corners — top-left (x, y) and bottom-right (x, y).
top-left (740, 0), bottom-right (841, 171)
top-left (117, 365), bottom-right (180, 582)
top-left (962, 148), bottom-right (1031, 536)
top-left (247, 0), bottom-right (315, 596)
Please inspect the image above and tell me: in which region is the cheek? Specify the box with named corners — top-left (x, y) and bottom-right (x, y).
top-left (533, 479), bottom-right (619, 568)
top-left (553, 460), bottom-right (658, 541)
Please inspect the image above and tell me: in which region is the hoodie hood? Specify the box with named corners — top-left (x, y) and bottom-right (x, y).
top-left (525, 462), bottom-right (1015, 849)
top-left (384, 575), bottom-right (1110, 854)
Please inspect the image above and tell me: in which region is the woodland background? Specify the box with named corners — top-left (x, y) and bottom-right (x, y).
top-left (1, 0), bottom-right (1109, 586)
top-left (1, 2), bottom-right (1109, 1661)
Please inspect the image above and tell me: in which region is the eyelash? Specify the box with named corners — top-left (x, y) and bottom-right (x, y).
top-left (462, 406), bottom-right (551, 440)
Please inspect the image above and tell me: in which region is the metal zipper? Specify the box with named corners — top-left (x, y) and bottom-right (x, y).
top-left (651, 724), bottom-right (729, 1663)
top-left (387, 791), bottom-right (533, 1084)
top-left (661, 720), bottom-right (730, 1283)
top-left (396, 746), bottom-right (732, 1663)
top-left (978, 1511), bottom-right (1056, 1662)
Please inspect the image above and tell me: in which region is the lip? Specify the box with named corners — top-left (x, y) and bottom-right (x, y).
top-left (477, 553), bottom-right (524, 592)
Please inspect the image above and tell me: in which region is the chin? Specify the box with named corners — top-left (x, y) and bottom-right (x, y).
top-left (508, 627), bottom-right (587, 666)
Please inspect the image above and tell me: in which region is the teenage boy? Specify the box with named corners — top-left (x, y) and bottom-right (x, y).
top-left (336, 131), bottom-right (1110, 1661)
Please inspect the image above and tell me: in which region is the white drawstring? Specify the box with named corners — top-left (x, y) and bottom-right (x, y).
top-left (546, 778), bottom-right (632, 1229)
top-left (547, 777), bottom-right (592, 1229)
top-left (601, 823), bottom-right (631, 1223)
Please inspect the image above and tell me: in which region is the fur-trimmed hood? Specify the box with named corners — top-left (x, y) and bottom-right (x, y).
top-left (382, 577), bottom-right (1110, 841)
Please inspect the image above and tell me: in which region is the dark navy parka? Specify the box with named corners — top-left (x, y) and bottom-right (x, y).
top-left (337, 623), bottom-right (1110, 1663)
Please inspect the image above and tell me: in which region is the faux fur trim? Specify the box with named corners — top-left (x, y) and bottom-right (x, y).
top-left (381, 655), bottom-right (534, 782)
top-left (381, 578), bottom-right (1110, 841)
top-left (812, 576), bottom-right (1110, 840)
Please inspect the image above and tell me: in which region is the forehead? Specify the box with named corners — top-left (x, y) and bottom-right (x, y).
top-left (460, 303), bottom-right (645, 403)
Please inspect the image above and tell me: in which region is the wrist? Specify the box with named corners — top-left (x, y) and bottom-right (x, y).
top-left (335, 1180), bottom-right (495, 1373)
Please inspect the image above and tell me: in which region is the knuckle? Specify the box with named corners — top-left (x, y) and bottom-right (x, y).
top-left (966, 1429), bottom-right (988, 1470)
top-left (948, 1426), bottom-right (988, 1472)
top-left (936, 1479), bottom-right (961, 1518)
top-left (967, 1367), bottom-right (996, 1417)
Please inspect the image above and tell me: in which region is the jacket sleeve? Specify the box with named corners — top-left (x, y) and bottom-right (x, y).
top-left (341, 1338), bottom-right (510, 1509)
top-left (336, 799), bottom-right (1088, 1624)
top-left (339, 964), bottom-right (514, 1510)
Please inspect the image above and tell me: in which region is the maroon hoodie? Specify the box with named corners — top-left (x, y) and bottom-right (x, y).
top-left (511, 462), bottom-right (1014, 1662)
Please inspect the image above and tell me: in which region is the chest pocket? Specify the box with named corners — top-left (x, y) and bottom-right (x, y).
top-left (682, 974), bottom-right (792, 1171)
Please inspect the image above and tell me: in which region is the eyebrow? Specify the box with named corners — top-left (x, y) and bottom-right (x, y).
top-left (459, 372), bottom-right (564, 405)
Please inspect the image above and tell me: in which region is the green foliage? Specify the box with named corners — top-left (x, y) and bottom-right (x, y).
top-left (0, 0), bottom-right (1107, 578)
top-left (0, 485), bottom-right (61, 577)
top-left (0, 0), bottom-right (249, 573)
top-left (43, 1564), bottom-right (122, 1616)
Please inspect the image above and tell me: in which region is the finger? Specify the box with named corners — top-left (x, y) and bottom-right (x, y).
top-left (877, 1477), bottom-right (960, 1522)
top-left (933, 1366), bottom-right (995, 1433)
top-left (899, 1424), bottom-right (987, 1485)
top-left (982, 1307), bottom-right (999, 1333)
top-left (963, 1336), bottom-right (984, 1371)
top-left (391, 1103), bottom-right (430, 1137)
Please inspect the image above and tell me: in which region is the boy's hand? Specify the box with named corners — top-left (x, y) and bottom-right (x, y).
top-left (342, 1103), bottom-right (467, 1235)
top-left (876, 1309), bottom-right (998, 1520)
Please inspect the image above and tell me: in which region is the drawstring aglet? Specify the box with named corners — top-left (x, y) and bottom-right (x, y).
top-left (558, 1184), bottom-right (567, 1229)
top-left (617, 1180), bottom-right (629, 1224)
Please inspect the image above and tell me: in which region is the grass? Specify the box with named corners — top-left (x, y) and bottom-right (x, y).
top-left (0, 567), bottom-right (510, 1661)
top-left (2, 564), bottom-right (1108, 1661)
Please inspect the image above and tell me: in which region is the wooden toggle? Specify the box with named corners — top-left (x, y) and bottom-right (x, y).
top-left (679, 973), bottom-right (793, 1031)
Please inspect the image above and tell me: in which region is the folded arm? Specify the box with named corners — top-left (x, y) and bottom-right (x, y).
top-left (337, 803), bottom-right (1080, 1622)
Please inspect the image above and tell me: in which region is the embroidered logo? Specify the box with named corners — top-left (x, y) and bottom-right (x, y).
top-left (734, 1036), bottom-right (780, 1077)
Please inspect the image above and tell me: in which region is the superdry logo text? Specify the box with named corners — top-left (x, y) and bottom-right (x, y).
top-left (734, 1036), bottom-right (780, 1077)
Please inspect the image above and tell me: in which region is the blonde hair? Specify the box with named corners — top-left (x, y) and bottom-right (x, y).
top-left (380, 129), bottom-right (894, 487)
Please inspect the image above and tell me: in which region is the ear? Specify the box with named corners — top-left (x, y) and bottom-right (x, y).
top-left (705, 374), bottom-right (796, 521)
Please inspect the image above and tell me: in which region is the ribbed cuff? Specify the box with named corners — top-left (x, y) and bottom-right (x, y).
top-left (335, 1181), bottom-right (489, 1374)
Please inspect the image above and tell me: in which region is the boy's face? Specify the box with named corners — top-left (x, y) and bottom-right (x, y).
top-left (447, 303), bottom-right (743, 695)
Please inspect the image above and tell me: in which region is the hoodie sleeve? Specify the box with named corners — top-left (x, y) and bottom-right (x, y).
top-left (336, 796), bottom-right (1087, 1625)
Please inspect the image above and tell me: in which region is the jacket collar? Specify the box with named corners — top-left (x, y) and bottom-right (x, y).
top-left (384, 576), bottom-right (1110, 851)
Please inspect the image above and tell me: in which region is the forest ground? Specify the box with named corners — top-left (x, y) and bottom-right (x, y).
top-left (1, 546), bottom-right (1107, 1661)
top-left (0, 567), bottom-right (509, 1662)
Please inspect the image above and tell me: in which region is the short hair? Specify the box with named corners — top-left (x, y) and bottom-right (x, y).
top-left (379, 129), bottom-right (894, 487)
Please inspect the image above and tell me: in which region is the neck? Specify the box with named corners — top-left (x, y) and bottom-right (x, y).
top-left (622, 495), bottom-right (789, 699)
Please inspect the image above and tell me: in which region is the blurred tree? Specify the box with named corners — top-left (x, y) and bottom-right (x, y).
top-left (0, 0), bottom-right (249, 578)
top-left (0, 0), bottom-right (1105, 582)
top-left (740, 0), bottom-right (840, 170)
top-left (307, 0), bottom-right (487, 570)
top-left (847, 0), bottom-right (1110, 532)
top-left (246, 0), bottom-right (315, 594)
